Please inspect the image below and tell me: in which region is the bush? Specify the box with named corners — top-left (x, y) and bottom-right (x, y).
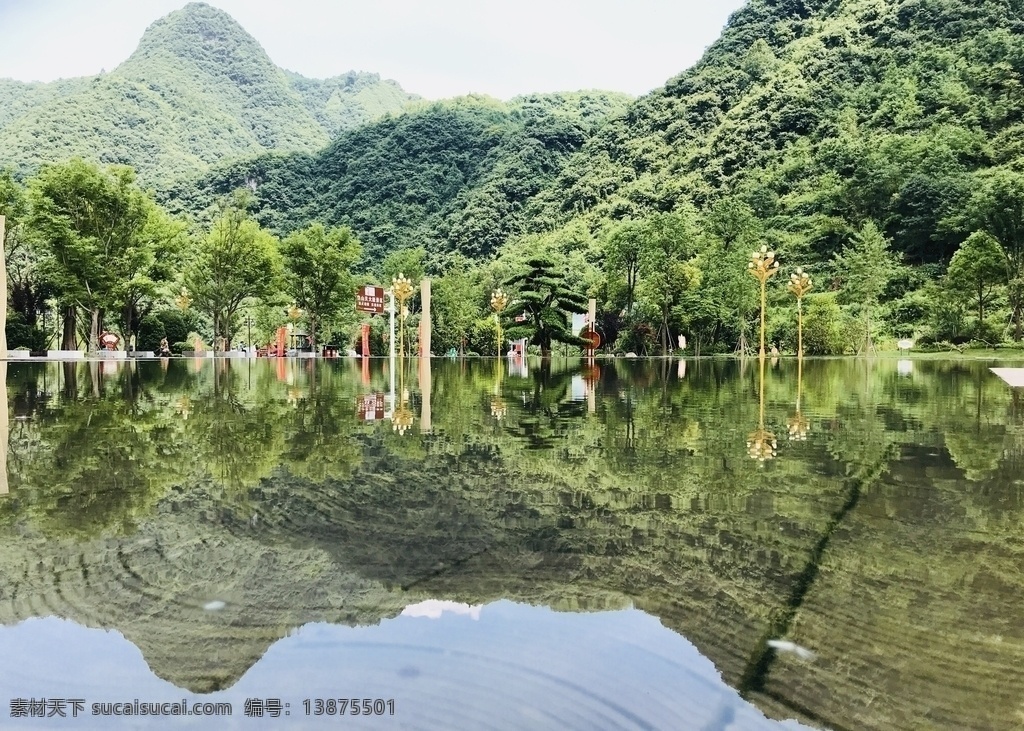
top-left (155, 309), bottom-right (194, 347)
top-left (802, 294), bottom-right (847, 355)
top-left (6, 312), bottom-right (47, 351)
top-left (137, 314), bottom-right (165, 352)
top-left (615, 321), bottom-right (656, 355)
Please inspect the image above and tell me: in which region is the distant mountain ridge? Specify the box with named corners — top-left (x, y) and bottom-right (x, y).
top-left (0, 2), bottom-right (418, 186)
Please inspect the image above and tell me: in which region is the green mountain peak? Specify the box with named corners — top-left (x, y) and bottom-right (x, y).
top-left (0, 3), bottom-right (418, 186)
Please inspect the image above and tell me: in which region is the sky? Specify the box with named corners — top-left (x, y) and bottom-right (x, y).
top-left (0, 0), bottom-right (746, 100)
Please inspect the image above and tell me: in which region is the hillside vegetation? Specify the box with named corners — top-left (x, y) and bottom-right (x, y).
top-left (169, 91), bottom-right (633, 261)
top-left (0, 2), bottom-right (417, 187)
top-left (169, 0), bottom-right (1024, 355)
top-left (6, 0), bottom-right (1024, 356)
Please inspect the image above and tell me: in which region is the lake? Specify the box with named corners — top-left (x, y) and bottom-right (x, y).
top-left (0, 355), bottom-right (1020, 730)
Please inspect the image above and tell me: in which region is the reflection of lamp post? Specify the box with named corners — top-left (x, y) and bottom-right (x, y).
top-left (491, 355), bottom-right (506, 420)
top-left (393, 400), bottom-right (414, 435)
top-left (787, 356), bottom-right (810, 441)
top-left (747, 355), bottom-right (777, 463)
top-left (491, 288), bottom-right (508, 356)
top-left (787, 267), bottom-right (812, 358)
top-left (747, 245), bottom-right (780, 358)
top-left (392, 273), bottom-right (415, 359)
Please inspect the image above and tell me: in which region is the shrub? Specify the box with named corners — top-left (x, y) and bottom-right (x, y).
top-left (155, 309), bottom-right (194, 347)
top-left (802, 294), bottom-right (847, 355)
top-left (6, 312), bottom-right (47, 351)
top-left (137, 314), bottom-right (165, 352)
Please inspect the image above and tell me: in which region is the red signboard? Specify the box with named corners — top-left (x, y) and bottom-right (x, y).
top-left (357, 393), bottom-right (386, 421)
top-left (582, 328), bottom-right (602, 350)
top-left (356, 285), bottom-right (386, 314)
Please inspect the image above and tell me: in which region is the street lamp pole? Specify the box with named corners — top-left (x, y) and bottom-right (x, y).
top-left (787, 267), bottom-right (812, 358)
top-left (747, 245), bottom-right (780, 358)
top-left (392, 273), bottom-right (415, 360)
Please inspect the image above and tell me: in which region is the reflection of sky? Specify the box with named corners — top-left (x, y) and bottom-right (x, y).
top-left (0, 601), bottom-right (812, 730)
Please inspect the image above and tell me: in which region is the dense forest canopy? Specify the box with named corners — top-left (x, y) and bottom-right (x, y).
top-left (3, 0), bottom-right (1024, 355)
top-left (0, 2), bottom-right (418, 187)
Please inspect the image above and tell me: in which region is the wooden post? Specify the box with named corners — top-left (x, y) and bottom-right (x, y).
top-left (587, 298), bottom-right (596, 362)
top-left (419, 353), bottom-right (431, 433)
top-left (419, 278), bottom-right (431, 357)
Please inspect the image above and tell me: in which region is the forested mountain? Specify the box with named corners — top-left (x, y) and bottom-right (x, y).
top-left (0, 3), bottom-right (417, 187)
top-left (7, 0), bottom-right (1024, 355)
top-left (168, 91), bottom-right (633, 262)
top-left (177, 0), bottom-right (1024, 267)
top-left (552, 0), bottom-right (1024, 263)
top-left (157, 0), bottom-right (1024, 354)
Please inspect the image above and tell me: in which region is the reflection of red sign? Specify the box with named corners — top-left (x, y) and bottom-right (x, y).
top-left (357, 393), bottom-right (386, 421)
top-left (582, 328), bottom-right (601, 350)
top-left (356, 286), bottom-right (386, 314)
top-left (583, 364), bottom-right (601, 384)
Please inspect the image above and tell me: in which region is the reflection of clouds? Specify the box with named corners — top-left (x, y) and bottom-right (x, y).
top-left (401, 600), bottom-right (483, 620)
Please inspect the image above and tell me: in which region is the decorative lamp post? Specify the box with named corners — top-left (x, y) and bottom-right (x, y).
top-left (747, 245), bottom-right (780, 358)
top-left (175, 287), bottom-right (191, 310)
top-left (787, 267), bottom-right (812, 358)
top-left (491, 288), bottom-right (508, 356)
top-left (392, 273), bottom-right (415, 359)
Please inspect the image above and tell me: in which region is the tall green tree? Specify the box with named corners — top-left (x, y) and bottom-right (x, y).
top-left (282, 223), bottom-right (362, 349)
top-left (945, 232), bottom-right (1007, 336)
top-left (503, 258), bottom-right (588, 358)
top-left (433, 256), bottom-right (482, 355)
top-left (0, 170), bottom-right (51, 337)
top-left (28, 159), bottom-right (175, 350)
top-left (604, 220), bottom-right (644, 317)
top-left (835, 221), bottom-right (898, 353)
top-left (635, 212), bottom-right (701, 355)
top-left (962, 168), bottom-right (1024, 339)
top-left (183, 192), bottom-right (281, 350)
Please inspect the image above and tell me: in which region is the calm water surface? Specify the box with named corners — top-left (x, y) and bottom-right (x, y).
top-left (0, 356), bottom-right (1021, 730)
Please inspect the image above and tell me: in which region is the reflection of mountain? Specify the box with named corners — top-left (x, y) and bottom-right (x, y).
top-left (0, 486), bottom-right (412, 692)
top-left (0, 359), bottom-right (1022, 729)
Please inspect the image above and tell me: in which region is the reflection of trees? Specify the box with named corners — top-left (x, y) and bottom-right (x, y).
top-left (4, 368), bottom-right (185, 536)
top-left (501, 360), bottom-right (585, 450)
top-left (5, 359), bottom-right (1024, 728)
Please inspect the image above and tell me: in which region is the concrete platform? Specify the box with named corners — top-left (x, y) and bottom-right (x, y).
top-left (991, 368), bottom-right (1024, 387)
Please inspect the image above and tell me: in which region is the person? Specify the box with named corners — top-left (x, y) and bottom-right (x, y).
top-left (158, 337), bottom-right (171, 357)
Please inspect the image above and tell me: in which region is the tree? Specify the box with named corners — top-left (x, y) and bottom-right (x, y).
top-left (503, 257), bottom-right (588, 358)
top-left (432, 256), bottom-right (482, 355)
top-left (379, 247), bottom-right (427, 284)
top-left (962, 168), bottom-right (1024, 339)
top-left (835, 221), bottom-right (898, 353)
top-left (28, 159), bottom-right (175, 350)
top-left (1, 169), bottom-right (55, 350)
top-left (635, 212), bottom-right (701, 355)
top-left (945, 232), bottom-right (1007, 336)
top-left (282, 223), bottom-right (362, 349)
top-left (183, 192), bottom-right (281, 350)
top-left (604, 220), bottom-right (644, 317)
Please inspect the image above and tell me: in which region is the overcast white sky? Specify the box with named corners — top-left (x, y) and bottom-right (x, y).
top-left (0, 0), bottom-right (746, 100)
